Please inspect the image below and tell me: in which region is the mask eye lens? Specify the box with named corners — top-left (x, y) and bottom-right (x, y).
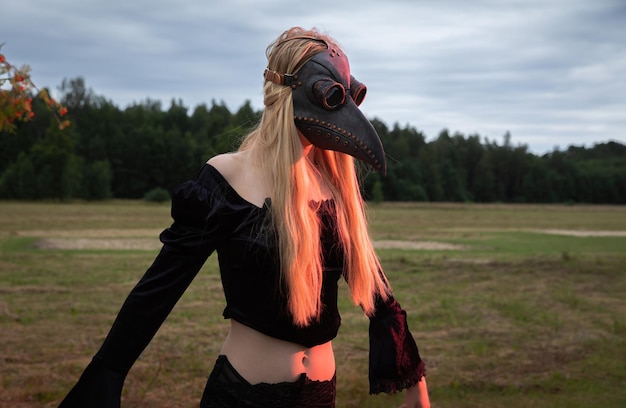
top-left (313, 80), bottom-right (346, 110)
top-left (325, 85), bottom-right (345, 108)
top-left (350, 75), bottom-right (367, 106)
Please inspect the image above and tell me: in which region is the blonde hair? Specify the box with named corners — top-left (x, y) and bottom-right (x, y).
top-left (239, 27), bottom-right (389, 326)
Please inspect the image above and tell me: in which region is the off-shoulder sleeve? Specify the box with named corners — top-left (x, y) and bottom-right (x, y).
top-left (59, 176), bottom-right (223, 408)
top-left (368, 295), bottom-right (426, 395)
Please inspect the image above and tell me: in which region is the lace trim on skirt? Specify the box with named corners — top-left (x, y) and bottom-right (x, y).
top-left (201, 355), bottom-right (336, 408)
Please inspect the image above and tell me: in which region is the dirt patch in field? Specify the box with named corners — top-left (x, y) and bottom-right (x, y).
top-left (10, 228), bottom-right (161, 238)
top-left (533, 229), bottom-right (626, 237)
top-left (373, 240), bottom-right (468, 250)
top-left (35, 238), bottom-right (161, 250)
top-left (34, 237), bottom-right (468, 251)
top-left (28, 228), bottom-right (625, 251)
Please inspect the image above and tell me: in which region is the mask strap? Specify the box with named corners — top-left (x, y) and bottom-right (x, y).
top-left (263, 68), bottom-right (298, 88)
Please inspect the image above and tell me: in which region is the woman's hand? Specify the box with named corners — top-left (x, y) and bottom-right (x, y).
top-left (399, 377), bottom-right (430, 408)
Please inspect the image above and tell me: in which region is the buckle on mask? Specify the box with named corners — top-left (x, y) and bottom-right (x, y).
top-left (264, 68), bottom-right (299, 89)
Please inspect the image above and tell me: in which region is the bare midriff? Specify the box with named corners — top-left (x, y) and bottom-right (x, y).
top-left (219, 320), bottom-right (336, 384)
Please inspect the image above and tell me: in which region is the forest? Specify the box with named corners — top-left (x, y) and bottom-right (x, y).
top-left (1, 77), bottom-right (624, 203)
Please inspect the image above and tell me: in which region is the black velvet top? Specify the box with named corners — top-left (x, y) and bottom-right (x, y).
top-left (58, 164), bottom-right (425, 407)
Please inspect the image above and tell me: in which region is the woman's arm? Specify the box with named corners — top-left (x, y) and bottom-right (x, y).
top-left (59, 174), bottom-right (222, 407)
top-left (58, 242), bottom-right (212, 407)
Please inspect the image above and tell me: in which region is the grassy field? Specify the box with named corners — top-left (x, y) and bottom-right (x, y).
top-left (1, 201), bottom-right (625, 407)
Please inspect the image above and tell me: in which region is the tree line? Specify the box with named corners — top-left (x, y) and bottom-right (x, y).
top-left (1, 77), bottom-right (624, 204)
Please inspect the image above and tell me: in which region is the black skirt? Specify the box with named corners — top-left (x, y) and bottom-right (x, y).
top-left (200, 355), bottom-right (336, 408)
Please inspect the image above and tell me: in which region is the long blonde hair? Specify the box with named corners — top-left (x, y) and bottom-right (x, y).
top-left (239, 27), bottom-right (389, 326)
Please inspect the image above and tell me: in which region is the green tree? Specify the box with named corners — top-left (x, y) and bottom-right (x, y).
top-left (472, 151), bottom-right (496, 202)
top-left (371, 180), bottom-right (384, 203)
top-left (82, 160), bottom-right (112, 200)
top-left (0, 153), bottom-right (36, 199)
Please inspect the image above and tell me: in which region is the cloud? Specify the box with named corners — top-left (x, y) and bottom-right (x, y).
top-left (2, 0), bottom-right (625, 154)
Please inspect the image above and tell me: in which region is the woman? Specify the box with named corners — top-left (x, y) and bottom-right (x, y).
top-left (59, 27), bottom-right (430, 408)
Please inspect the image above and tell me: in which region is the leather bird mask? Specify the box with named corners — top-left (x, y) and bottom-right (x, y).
top-left (264, 46), bottom-right (386, 174)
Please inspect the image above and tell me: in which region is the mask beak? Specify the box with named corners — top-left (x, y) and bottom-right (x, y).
top-left (295, 98), bottom-right (387, 175)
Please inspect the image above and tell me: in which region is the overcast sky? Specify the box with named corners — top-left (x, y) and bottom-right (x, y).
top-left (3, 0), bottom-right (625, 154)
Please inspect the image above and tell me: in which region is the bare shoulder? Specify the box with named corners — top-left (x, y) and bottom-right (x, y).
top-left (207, 153), bottom-right (242, 179)
top-left (207, 151), bottom-right (268, 207)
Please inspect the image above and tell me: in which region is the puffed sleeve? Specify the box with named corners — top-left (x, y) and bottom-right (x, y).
top-left (59, 176), bottom-right (223, 408)
top-left (368, 294), bottom-right (426, 395)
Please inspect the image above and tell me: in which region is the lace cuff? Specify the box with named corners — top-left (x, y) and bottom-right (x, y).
top-left (368, 296), bottom-right (425, 394)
